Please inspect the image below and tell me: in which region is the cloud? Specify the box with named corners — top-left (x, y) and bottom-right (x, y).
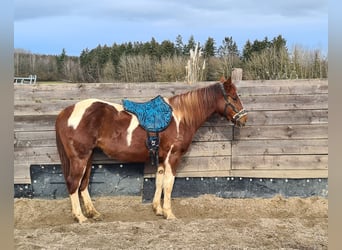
top-left (14, 0), bottom-right (327, 56)
top-left (15, 0), bottom-right (327, 22)
top-left (14, 0), bottom-right (79, 20)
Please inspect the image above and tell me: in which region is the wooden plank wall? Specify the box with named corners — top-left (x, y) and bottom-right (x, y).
top-left (14, 80), bottom-right (328, 184)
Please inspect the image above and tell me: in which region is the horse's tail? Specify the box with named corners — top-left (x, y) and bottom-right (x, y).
top-left (55, 115), bottom-right (70, 179)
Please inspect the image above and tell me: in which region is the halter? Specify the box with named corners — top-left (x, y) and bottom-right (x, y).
top-left (219, 83), bottom-right (247, 123)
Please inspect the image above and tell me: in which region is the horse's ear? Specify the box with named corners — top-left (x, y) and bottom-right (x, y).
top-left (219, 76), bottom-right (226, 83)
top-left (223, 77), bottom-right (232, 90)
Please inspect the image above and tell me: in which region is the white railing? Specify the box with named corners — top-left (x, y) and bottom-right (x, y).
top-left (14, 75), bottom-right (37, 84)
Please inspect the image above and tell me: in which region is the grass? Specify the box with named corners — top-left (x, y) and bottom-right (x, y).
top-left (36, 81), bottom-right (73, 85)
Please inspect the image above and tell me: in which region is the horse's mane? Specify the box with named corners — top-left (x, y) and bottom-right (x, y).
top-left (168, 83), bottom-right (221, 128)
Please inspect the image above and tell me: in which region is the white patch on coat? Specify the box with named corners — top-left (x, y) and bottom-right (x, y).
top-left (126, 114), bottom-right (139, 147)
top-left (172, 113), bottom-right (181, 137)
top-left (68, 98), bottom-right (124, 130)
top-left (164, 97), bottom-right (181, 137)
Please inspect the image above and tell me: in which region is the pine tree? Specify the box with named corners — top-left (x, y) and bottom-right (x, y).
top-left (175, 34), bottom-right (184, 56)
top-left (203, 37), bottom-right (216, 58)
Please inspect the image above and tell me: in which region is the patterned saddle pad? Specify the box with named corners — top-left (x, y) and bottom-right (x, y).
top-left (122, 95), bottom-right (173, 132)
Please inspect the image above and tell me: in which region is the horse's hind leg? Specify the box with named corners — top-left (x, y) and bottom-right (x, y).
top-left (67, 158), bottom-right (89, 223)
top-left (79, 158), bottom-right (102, 220)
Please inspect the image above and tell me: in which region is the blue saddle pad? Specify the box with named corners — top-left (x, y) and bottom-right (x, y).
top-left (122, 95), bottom-right (173, 132)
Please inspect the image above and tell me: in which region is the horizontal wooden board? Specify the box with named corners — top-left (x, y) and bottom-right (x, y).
top-left (15, 131), bottom-right (56, 148)
top-left (144, 169), bottom-right (328, 178)
top-left (242, 94), bottom-right (328, 111)
top-left (14, 109), bottom-right (328, 136)
top-left (184, 141), bottom-right (231, 157)
top-left (178, 156), bottom-right (231, 172)
top-left (234, 124), bottom-right (328, 140)
top-left (14, 140), bottom-right (232, 166)
top-left (246, 109), bottom-right (328, 126)
top-left (14, 127), bottom-right (233, 150)
top-left (14, 147), bottom-right (60, 166)
top-left (193, 126), bottom-right (233, 141)
top-left (232, 155), bottom-right (328, 170)
top-left (14, 114), bottom-right (56, 132)
top-left (144, 171), bottom-right (232, 178)
top-left (14, 82), bottom-right (214, 102)
top-left (232, 139), bottom-right (328, 156)
top-left (144, 156), bottom-right (231, 175)
top-left (236, 79), bottom-right (327, 87)
top-left (145, 169), bottom-right (328, 179)
top-left (228, 169), bottom-right (328, 179)
top-left (14, 80), bottom-right (328, 101)
top-left (14, 146), bottom-right (144, 166)
top-left (14, 93), bottom-right (328, 116)
top-left (237, 83), bottom-right (328, 96)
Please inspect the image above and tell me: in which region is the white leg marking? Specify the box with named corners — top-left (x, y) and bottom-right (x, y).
top-left (68, 98), bottom-right (124, 130)
top-left (126, 114), bottom-right (139, 146)
top-left (69, 164), bottom-right (87, 223)
top-left (70, 192), bottom-right (88, 223)
top-left (80, 187), bottom-right (102, 219)
top-left (152, 164), bottom-right (164, 216)
top-left (162, 145), bottom-right (176, 219)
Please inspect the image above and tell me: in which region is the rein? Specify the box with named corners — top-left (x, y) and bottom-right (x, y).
top-left (219, 84), bottom-right (247, 123)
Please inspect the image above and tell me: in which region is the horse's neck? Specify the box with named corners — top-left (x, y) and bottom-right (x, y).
top-left (169, 85), bottom-right (218, 130)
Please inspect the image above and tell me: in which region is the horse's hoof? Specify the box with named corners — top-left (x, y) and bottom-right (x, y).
top-left (92, 213), bottom-right (104, 221)
top-left (153, 205), bottom-right (164, 216)
top-left (75, 215), bottom-right (88, 224)
top-left (163, 211), bottom-right (177, 220)
top-left (165, 214), bottom-right (177, 220)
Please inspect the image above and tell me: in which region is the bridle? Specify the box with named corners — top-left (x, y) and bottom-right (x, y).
top-left (219, 83), bottom-right (247, 124)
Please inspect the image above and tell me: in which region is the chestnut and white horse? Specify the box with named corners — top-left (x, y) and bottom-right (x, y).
top-left (55, 78), bottom-right (247, 223)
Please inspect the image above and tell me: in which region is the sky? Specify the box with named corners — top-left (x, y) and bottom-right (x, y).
top-left (14, 0), bottom-right (328, 56)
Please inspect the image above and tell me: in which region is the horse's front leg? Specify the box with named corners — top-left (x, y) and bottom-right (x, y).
top-left (161, 145), bottom-right (178, 220)
top-left (152, 164), bottom-right (164, 216)
top-left (163, 163), bottom-right (176, 219)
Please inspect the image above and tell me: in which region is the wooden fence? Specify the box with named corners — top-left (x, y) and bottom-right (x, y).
top-left (14, 80), bottom-right (328, 184)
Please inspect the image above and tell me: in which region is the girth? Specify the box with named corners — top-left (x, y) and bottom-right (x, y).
top-left (122, 95), bottom-right (173, 167)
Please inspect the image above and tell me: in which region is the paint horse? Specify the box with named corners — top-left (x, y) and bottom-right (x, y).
top-left (55, 78), bottom-right (247, 223)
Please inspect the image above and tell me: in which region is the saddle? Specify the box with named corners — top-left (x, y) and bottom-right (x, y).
top-left (122, 95), bottom-right (173, 167)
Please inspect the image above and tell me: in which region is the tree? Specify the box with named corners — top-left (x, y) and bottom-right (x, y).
top-left (217, 36), bottom-right (240, 78)
top-left (272, 35), bottom-right (287, 51)
top-left (203, 37), bottom-right (216, 58)
top-left (242, 40), bottom-right (253, 61)
top-left (175, 34), bottom-right (184, 56)
top-left (183, 35), bottom-right (196, 56)
top-left (56, 48), bottom-right (67, 78)
top-left (149, 37), bottom-right (160, 58)
top-left (160, 40), bottom-right (175, 57)
top-left (242, 37), bottom-right (271, 61)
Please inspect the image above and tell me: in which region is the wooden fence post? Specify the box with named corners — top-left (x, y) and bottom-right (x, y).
top-left (231, 68), bottom-right (242, 82)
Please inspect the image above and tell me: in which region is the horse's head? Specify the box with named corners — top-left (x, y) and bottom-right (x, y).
top-left (217, 77), bottom-right (247, 127)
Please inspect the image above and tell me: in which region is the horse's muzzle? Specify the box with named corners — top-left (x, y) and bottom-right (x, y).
top-left (233, 110), bottom-right (248, 128)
